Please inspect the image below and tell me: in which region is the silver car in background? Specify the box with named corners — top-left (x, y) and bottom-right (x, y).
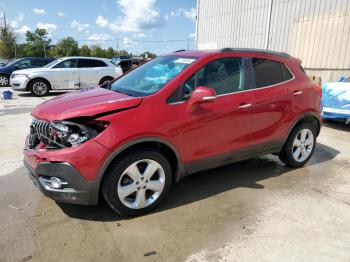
top-left (10, 57), bottom-right (123, 96)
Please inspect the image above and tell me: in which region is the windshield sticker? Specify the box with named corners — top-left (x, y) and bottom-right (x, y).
top-left (174, 58), bottom-right (196, 64)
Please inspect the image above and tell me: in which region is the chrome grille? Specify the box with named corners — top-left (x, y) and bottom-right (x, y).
top-left (28, 118), bottom-right (51, 148)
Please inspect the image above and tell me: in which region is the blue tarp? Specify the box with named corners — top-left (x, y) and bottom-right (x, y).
top-left (322, 79), bottom-right (350, 123)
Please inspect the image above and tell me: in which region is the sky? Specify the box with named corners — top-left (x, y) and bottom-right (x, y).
top-left (1, 0), bottom-right (197, 55)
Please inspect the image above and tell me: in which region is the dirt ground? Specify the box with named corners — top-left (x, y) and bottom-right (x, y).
top-left (0, 89), bottom-right (349, 262)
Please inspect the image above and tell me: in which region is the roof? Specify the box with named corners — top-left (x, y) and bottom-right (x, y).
top-left (168, 48), bottom-right (291, 59)
top-left (60, 56), bottom-right (112, 61)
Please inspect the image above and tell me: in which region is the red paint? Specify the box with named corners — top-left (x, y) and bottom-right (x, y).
top-left (24, 50), bottom-right (321, 181)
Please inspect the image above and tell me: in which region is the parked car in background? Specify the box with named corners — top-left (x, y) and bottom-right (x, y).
top-left (11, 57), bottom-right (123, 96)
top-left (322, 77), bottom-right (350, 124)
top-left (113, 58), bottom-right (142, 73)
top-left (0, 57), bottom-right (54, 87)
top-left (24, 48), bottom-right (321, 216)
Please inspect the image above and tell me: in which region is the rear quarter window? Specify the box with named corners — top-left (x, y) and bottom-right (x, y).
top-left (252, 58), bottom-right (293, 88)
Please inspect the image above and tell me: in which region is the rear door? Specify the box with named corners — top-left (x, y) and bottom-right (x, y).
top-left (247, 57), bottom-right (295, 148)
top-left (50, 59), bottom-right (79, 89)
top-left (78, 58), bottom-right (108, 87)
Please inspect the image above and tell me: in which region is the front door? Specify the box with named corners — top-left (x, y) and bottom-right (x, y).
top-left (51, 58), bottom-right (79, 90)
top-left (178, 56), bottom-right (255, 170)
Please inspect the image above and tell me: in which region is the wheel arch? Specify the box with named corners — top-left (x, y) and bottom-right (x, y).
top-left (283, 112), bottom-right (321, 148)
top-left (0, 72), bottom-right (10, 78)
top-left (97, 137), bottom-right (185, 184)
top-left (99, 76), bottom-right (114, 85)
top-left (27, 77), bottom-right (52, 91)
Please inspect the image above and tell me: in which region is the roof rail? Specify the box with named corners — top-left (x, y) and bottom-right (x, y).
top-left (218, 47), bottom-right (291, 59)
top-left (173, 49), bottom-right (186, 53)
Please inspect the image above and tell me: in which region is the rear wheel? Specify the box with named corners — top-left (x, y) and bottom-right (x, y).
top-left (102, 150), bottom-right (172, 216)
top-left (279, 122), bottom-right (316, 167)
top-left (29, 79), bottom-right (50, 96)
top-left (0, 74), bottom-right (9, 87)
top-left (99, 76), bottom-right (114, 86)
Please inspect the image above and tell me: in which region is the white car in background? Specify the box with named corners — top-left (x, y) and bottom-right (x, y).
top-left (10, 57), bottom-right (123, 96)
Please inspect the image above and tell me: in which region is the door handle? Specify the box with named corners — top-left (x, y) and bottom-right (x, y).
top-left (293, 90), bottom-right (303, 95)
top-left (238, 103), bottom-right (252, 109)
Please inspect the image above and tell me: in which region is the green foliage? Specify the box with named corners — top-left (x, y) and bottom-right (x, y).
top-left (90, 45), bottom-right (106, 58)
top-left (0, 27), bottom-right (156, 60)
top-left (56, 37), bottom-right (79, 57)
top-left (23, 28), bottom-right (51, 57)
top-left (141, 51), bottom-right (157, 59)
top-left (105, 47), bottom-right (116, 58)
top-left (79, 44), bottom-right (91, 57)
top-left (0, 26), bottom-right (16, 60)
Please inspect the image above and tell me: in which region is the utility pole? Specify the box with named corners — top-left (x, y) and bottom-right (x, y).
top-left (43, 36), bottom-right (46, 57)
top-left (265, 0), bottom-right (273, 49)
top-left (116, 39), bottom-right (119, 54)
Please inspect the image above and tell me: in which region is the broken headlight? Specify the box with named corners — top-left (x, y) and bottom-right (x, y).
top-left (50, 119), bottom-right (107, 147)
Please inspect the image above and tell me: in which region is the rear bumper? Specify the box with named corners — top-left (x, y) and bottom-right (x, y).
top-left (24, 160), bottom-right (100, 205)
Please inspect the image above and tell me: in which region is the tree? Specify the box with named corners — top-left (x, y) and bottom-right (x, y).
top-left (24, 28), bottom-right (51, 57)
top-left (79, 44), bottom-right (91, 56)
top-left (90, 45), bottom-right (106, 58)
top-left (0, 25), bottom-right (17, 60)
top-left (116, 50), bottom-right (129, 56)
top-left (56, 37), bottom-right (79, 56)
top-left (141, 51), bottom-right (157, 59)
top-left (105, 47), bottom-right (116, 58)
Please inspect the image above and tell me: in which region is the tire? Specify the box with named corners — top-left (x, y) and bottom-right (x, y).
top-left (102, 150), bottom-right (172, 216)
top-left (279, 122), bottom-right (316, 167)
top-left (0, 74), bottom-right (9, 87)
top-left (99, 76), bottom-right (114, 86)
top-left (29, 79), bottom-right (50, 97)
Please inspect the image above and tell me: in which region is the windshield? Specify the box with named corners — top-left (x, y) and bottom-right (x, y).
top-left (6, 59), bottom-right (21, 67)
top-left (110, 56), bottom-right (197, 97)
top-left (44, 59), bottom-right (62, 68)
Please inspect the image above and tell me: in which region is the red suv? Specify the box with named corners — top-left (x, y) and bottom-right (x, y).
top-left (24, 48), bottom-right (321, 215)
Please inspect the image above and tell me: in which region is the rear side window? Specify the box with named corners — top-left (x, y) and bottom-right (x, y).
top-left (252, 58), bottom-right (293, 88)
top-left (32, 59), bottom-right (48, 67)
top-left (78, 59), bottom-right (107, 68)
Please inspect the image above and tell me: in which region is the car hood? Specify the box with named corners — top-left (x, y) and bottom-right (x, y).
top-left (13, 68), bottom-right (50, 75)
top-left (31, 87), bottom-right (142, 121)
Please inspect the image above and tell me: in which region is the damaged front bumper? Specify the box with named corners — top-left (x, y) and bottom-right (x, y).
top-left (24, 160), bottom-right (100, 205)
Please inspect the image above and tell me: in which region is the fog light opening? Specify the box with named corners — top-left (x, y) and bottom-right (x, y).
top-left (49, 177), bottom-right (67, 189)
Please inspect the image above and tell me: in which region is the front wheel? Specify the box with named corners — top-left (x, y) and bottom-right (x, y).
top-left (279, 122), bottom-right (316, 167)
top-left (102, 150), bottom-right (172, 216)
top-left (0, 74), bottom-right (9, 87)
top-left (29, 79), bottom-right (50, 96)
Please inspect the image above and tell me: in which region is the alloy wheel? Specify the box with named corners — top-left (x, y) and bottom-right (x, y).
top-left (292, 129), bottom-right (314, 162)
top-left (117, 159), bottom-right (166, 209)
top-left (32, 82), bottom-right (48, 96)
top-left (0, 75), bottom-right (9, 86)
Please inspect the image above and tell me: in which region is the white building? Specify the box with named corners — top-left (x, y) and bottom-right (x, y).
top-left (196, 0), bottom-right (350, 82)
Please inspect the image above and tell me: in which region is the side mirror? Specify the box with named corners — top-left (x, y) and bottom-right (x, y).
top-left (188, 86), bottom-right (216, 112)
top-left (13, 65), bottom-right (19, 70)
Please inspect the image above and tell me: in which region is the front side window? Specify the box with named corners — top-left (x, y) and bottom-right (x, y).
top-left (16, 59), bottom-right (32, 69)
top-left (252, 58), bottom-right (293, 88)
top-left (182, 57), bottom-right (244, 99)
top-left (110, 56), bottom-right (197, 97)
top-left (54, 59), bottom-right (77, 69)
